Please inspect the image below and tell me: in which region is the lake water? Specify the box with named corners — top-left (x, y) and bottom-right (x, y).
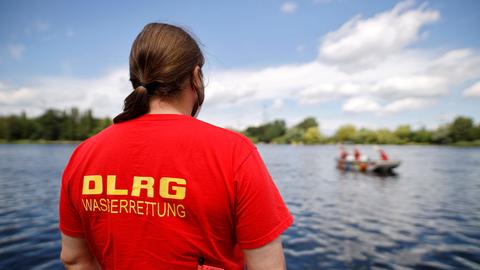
top-left (0, 144), bottom-right (479, 269)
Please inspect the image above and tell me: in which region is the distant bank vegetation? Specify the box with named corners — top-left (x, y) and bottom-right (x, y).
top-left (0, 108), bottom-right (111, 143)
top-left (240, 116), bottom-right (480, 146)
top-left (1, 107), bottom-right (479, 146)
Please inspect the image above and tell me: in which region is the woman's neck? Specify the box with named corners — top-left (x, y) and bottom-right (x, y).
top-left (147, 94), bottom-right (191, 115)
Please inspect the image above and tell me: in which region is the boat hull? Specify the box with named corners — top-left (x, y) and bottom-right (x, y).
top-left (336, 158), bottom-right (400, 173)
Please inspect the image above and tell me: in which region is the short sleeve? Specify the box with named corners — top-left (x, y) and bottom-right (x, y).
top-left (59, 150), bottom-right (85, 238)
top-left (234, 148), bottom-right (293, 249)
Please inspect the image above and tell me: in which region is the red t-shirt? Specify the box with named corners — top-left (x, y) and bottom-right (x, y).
top-left (59, 113), bottom-right (293, 270)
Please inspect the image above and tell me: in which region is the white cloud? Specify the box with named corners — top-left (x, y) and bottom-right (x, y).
top-left (0, 85), bottom-right (39, 106)
top-left (429, 49), bottom-right (480, 84)
top-left (372, 75), bottom-right (448, 99)
top-left (319, 0), bottom-right (439, 68)
top-left (0, 69), bottom-right (131, 117)
top-left (383, 98), bottom-right (433, 113)
top-left (8, 44), bottom-right (25, 60)
top-left (298, 83), bottom-right (338, 104)
top-left (343, 97), bottom-right (381, 113)
top-left (463, 81), bottom-right (480, 97)
top-left (208, 45), bottom-right (475, 108)
top-left (272, 98), bottom-right (284, 109)
top-left (281, 2), bottom-right (297, 13)
top-left (342, 97), bottom-right (432, 114)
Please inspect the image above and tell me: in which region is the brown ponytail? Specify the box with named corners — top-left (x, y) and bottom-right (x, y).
top-left (113, 23), bottom-right (205, 124)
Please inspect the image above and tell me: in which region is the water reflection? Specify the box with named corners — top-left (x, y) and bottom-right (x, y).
top-left (259, 144), bottom-right (480, 269)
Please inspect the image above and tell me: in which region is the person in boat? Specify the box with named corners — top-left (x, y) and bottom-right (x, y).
top-left (379, 149), bottom-right (389, 161)
top-left (374, 145), bottom-right (389, 161)
top-left (59, 22), bottom-right (293, 270)
top-left (354, 146), bottom-right (361, 162)
top-left (338, 144), bottom-right (348, 160)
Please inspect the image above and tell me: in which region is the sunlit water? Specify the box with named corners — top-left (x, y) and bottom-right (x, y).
top-left (0, 144), bottom-right (479, 269)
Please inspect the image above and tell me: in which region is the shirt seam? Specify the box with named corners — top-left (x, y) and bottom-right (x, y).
top-left (59, 223), bottom-right (85, 238)
top-left (232, 149), bottom-right (256, 181)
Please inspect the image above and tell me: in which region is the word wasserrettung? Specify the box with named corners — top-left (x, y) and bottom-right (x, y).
top-left (80, 175), bottom-right (187, 218)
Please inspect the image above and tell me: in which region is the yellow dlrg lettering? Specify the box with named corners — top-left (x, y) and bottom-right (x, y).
top-left (82, 175), bottom-right (187, 200)
top-left (82, 175), bottom-right (102, 195)
top-left (107, 175), bottom-right (128, 195)
top-left (131, 176), bottom-right (154, 197)
top-left (159, 177), bottom-right (186, 200)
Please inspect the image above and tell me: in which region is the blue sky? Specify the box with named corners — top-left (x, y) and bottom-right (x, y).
top-left (1, 0), bottom-right (479, 133)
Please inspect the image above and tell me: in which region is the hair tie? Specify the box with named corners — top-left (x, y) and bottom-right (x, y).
top-left (138, 82), bottom-right (159, 95)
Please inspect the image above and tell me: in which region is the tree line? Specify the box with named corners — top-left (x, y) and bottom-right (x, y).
top-left (0, 108), bottom-right (112, 142)
top-left (241, 116), bottom-right (480, 146)
top-left (1, 108), bottom-right (479, 146)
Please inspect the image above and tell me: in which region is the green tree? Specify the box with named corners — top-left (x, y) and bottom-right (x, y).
top-left (302, 126), bottom-right (322, 144)
top-left (295, 117), bottom-right (318, 130)
top-left (394, 124), bottom-right (412, 143)
top-left (431, 124), bottom-right (452, 144)
top-left (473, 124), bottom-right (480, 140)
top-left (375, 128), bottom-right (399, 144)
top-left (35, 109), bottom-right (64, 140)
top-left (4, 115), bottom-right (23, 140)
top-left (272, 127), bottom-right (304, 144)
top-left (0, 117), bottom-right (6, 140)
top-left (334, 124), bottom-right (356, 142)
top-left (89, 117), bottom-right (113, 137)
top-left (412, 127), bottom-right (432, 143)
top-left (77, 109), bottom-right (95, 139)
top-left (354, 128), bottom-right (377, 144)
top-left (244, 119), bottom-right (286, 143)
top-left (0, 107), bottom-right (116, 142)
top-left (450, 116), bottom-right (474, 142)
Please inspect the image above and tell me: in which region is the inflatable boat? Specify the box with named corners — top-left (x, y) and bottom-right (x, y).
top-left (336, 158), bottom-right (401, 173)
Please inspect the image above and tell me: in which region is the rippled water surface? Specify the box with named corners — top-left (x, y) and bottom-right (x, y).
top-left (1, 144), bottom-right (479, 269)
